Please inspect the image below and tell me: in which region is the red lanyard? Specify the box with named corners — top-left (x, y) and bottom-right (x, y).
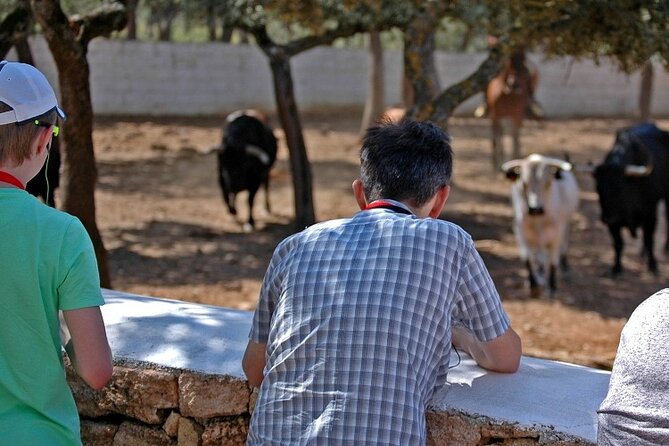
top-left (0, 171), bottom-right (25, 189)
top-left (364, 200), bottom-right (412, 215)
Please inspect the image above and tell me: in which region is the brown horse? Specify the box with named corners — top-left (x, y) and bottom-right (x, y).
top-left (486, 51), bottom-right (538, 169)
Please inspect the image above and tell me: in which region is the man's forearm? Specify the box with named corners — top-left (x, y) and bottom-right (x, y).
top-left (452, 325), bottom-right (521, 373)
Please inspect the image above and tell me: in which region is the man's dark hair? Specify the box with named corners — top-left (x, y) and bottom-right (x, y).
top-left (360, 119), bottom-right (453, 206)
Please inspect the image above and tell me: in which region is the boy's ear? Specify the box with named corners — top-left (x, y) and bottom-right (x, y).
top-left (35, 126), bottom-right (53, 155)
top-left (428, 185), bottom-right (450, 218)
top-left (352, 179), bottom-right (368, 210)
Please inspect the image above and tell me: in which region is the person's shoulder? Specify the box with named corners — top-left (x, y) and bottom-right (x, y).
top-left (417, 217), bottom-right (474, 243)
top-left (274, 218), bottom-right (351, 251)
top-left (37, 201), bottom-right (81, 227)
top-left (634, 289), bottom-right (669, 317)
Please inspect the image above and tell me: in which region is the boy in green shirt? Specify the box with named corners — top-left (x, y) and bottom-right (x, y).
top-left (0, 60), bottom-right (113, 445)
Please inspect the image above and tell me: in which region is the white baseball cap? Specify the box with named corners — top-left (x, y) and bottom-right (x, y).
top-left (0, 60), bottom-right (66, 125)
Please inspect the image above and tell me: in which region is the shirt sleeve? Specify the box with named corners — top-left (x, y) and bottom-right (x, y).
top-left (57, 218), bottom-right (104, 311)
top-left (451, 237), bottom-right (510, 342)
top-left (249, 238), bottom-right (290, 343)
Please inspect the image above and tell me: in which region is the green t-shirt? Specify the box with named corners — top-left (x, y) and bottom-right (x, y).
top-left (0, 188), bottom-right (104, 445)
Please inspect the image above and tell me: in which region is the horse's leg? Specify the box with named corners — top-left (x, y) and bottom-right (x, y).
top-left (492, 119), bottom-right (503, 170)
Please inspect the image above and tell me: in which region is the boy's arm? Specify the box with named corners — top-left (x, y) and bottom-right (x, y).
top-left (62, 307), bottom-right (113, 390)
top-left (242, 340), bottom-right (267, 387)
top-left (452, 325), bottom-right (521, 373)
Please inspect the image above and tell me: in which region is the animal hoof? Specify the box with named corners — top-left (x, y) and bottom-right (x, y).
top-left (242, 222), bottom-right (254, 233)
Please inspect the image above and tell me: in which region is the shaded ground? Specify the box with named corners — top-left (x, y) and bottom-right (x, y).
top-left (90, 112), bottom-right (669, 370)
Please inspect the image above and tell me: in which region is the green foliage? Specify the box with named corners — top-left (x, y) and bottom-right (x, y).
top-left (482, 0), bottom-right (669, 72)
top-left (27, 0), bottom-right (664, 72)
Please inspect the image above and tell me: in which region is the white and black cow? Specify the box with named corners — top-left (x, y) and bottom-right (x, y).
top-left (218, 110), bottom-right (278, 231)
top-left (592, 122), bottom-right (669, 276)
top-left (502, 153), bottom-right (580, 297)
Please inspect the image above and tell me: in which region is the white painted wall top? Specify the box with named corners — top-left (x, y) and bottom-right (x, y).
top-left (100, 289), bottom-right (610, 443)
top-left (10, 37), bottom-right (669, 117)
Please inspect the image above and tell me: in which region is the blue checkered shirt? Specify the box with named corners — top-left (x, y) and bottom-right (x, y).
top-left (247, 202), bottom-right (510, 445)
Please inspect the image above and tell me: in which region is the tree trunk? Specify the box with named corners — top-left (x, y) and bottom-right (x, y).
top-left (403, 9), bottom-right (442, 121)
top-left (14, 36), bottom-right (34, 64)
top-left (30, 0), bottom-right (126, 288)
top-left (360, 31), bottom-right (385, 134)
top-left (0, 3), bottom-right (32, 58)
top-left (221, 27), bottom-right (233, 43)
top-left (401, 72), bottom-right (414, 110)
top-left (427, 48), bottom-right (505, 127)
top-left (124, 0), bottom-right (137, 40)
top-left (267, 53), bottom-right (316, 229)
top-left (638, 60), bottom-right (653, 122)
top-left (206, 4), bottom-right (217, 41)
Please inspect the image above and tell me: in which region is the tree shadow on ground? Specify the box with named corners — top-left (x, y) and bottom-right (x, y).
top-left (107, 220), bottom-right (291, 287)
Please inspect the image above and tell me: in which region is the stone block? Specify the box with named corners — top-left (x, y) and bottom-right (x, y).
top-left (201, 418), bottom-right (249, 446)
top-left (178, 417), bottom-right (204, 446)
top-left (112, 421), bottom-right (176, 446)
top-left (248, 387), bottom-right (258, 414)
top-left (163, 411), bottom-right (181, 438)
top-left (80, 420), bottom-right (119, 446)
top-left (179, 373), bottom-right (250, 418)
top-left (481, 423), bottom-right (538, 439)
top-left (67, 367), bottom-right (113, 418)
top-left (426, 411), bottom-right (481, 446)
top-left (102, 366), bottom-right (179, 424)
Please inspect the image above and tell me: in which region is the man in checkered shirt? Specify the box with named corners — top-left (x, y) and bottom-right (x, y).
top-left (243, 119), bottom-right (522, 445)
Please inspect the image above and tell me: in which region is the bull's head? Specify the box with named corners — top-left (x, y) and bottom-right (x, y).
top-left (502, 154), bottom-right (572, 216)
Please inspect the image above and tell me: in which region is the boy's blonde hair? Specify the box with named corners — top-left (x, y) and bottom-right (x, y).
top-left (0, 102), bottom-right (57, 167)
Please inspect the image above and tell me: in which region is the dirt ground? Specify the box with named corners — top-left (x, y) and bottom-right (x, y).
top-left (89, 111), bottom-right (669, 370)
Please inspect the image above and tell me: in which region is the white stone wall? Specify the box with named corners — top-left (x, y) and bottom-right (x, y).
top-left (11, 37), bottom-right (669, 118)
top-left (75, 290), bottom-right (607, 446)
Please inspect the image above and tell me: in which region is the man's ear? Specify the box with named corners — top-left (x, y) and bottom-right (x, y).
top-left (352, 179), bottom-right (368, 210)
top-left (428, 185), bottom-right (450, 218)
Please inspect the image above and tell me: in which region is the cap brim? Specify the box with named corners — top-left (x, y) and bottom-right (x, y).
top-left (56, 105), bottom-right (66, 120)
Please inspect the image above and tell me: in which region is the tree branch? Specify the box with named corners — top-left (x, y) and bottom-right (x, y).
top-left (70, 2), bottom-right (127, 47)
top-left (0, 4), bottom-right (33, 58)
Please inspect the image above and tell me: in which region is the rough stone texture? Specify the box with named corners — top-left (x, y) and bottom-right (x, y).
top-left (178, 417), bottom-right (204, 446)
top-left (80, 420), bottom-right (119, 446)
top-left (201, 418), bottom-right (249, 446)
top-left (179, 373), bottom-right (250, 418)
top-left (426, 410), bottom-right (594, 446)
top-left (427, 411), bottom-right (481, 446)
top-left (102, 367), bottom-right (179, 424)
top-left (481, 423), bottom-right (540, 440)
top-left (112, 421), bottom-right (177, 446)
top-left (67, 367), bottom-right (113, 418)
top-left (163, 411), bottom-right (181, 438)
top-left (249, 387), bottom-right (258, 414)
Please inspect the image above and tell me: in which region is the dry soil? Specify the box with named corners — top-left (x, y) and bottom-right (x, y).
top-left (89, 111), bottom-right (669, 370)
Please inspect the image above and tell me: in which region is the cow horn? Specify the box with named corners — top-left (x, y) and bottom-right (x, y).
top-left (541, 157), bottom-right (573, 172)
top-left (624, 165), bottom-right (653, 176)
top-left (500, 159), bottom-right (524, 173)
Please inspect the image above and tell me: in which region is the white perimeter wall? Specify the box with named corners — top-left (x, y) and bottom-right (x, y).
top-left (10, 36), bottom-right (669, 118)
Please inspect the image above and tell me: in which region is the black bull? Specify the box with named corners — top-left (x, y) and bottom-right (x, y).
top-left (217, 111), bottom-right (277, 230)
top-left (593, 122), bottom-right (669, 276)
